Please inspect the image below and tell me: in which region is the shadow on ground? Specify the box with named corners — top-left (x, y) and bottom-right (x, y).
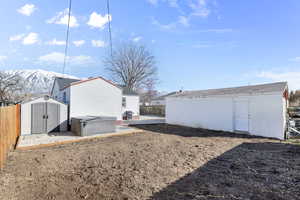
top-left (132, 124), bottom-right (274, 139)
top-left (149, 142), bottom-right (300, 200)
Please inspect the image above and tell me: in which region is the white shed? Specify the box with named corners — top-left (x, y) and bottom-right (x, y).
top-left (166, 82), bottom-right (289, 140)
top-left (21, 96), bottom-right (68, 135)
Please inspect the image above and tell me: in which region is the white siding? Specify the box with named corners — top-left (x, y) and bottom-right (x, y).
top-left (69, 79), bottom-right (122, 120)
top-left (166, 97), bottom-right (234, 132)
top-left (166, 92), bottom-right (286, 140)
top-left (247, 94), bottom-right (284, 139)
top-left (122, 95), bottom-right (140, 116)
top-left (21, 98), bottom-right (68, 135)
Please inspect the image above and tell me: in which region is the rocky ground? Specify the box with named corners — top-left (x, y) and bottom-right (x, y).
top-left (0, 124), bottom-right (300, 200)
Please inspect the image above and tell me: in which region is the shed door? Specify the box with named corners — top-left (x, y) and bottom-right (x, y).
top-left (31, 103), bottom-right (47, 134)
top-left (31, 102), bottom-right (61, 134)
top-left (234, 100), bottom-right (249, 132)
top-left (46, 103), bottom-right (60, 133)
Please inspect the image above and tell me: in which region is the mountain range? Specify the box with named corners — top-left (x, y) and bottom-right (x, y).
top-left (4, 69), bottom-right (80, 94)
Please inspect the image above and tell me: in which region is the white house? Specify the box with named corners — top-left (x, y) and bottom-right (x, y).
top-left (51, 77), bottom-right (140, 121)
top-left (166, 82), bottom-right (289, 140)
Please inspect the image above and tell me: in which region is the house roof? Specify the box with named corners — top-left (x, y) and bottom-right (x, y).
top-left (169, 82), bottom-right (288, 99)
top-left (153, 92), bottom-right (179, 101)
top-left (55, 77), bottom-right (81, 90)
top-left (61, 77), bottom-right (122, 90)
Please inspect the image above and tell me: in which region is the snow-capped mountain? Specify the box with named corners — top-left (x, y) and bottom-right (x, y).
top-left (4, 69), bottom-right (80, 94)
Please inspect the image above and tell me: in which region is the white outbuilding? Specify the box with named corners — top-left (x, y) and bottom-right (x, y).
top-left (21, 96), bottom-right (68, 135)
top-left (166, 82), bottom-right (289, 140)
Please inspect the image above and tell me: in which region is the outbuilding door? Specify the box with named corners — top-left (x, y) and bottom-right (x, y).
top-left (31, 102), bottom-right (60, 134)
top-left (234, 100), bottom-right (249, 132)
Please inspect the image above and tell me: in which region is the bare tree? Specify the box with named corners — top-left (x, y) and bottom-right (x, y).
top-left (104, 43), bottom-right (158, 90)
top-left (139, 79), bottom-right (158, 105)
top-left (0, 71), bottom-right (25, 105)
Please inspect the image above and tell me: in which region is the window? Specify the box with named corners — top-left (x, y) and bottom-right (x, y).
top-left (122, 97), bottom-right (126, 107)
top-left (63, 92), bottom-right (67, 103)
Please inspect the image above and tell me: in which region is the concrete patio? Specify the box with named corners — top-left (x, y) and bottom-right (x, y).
top-left (17, 125), bottom-right (143, 150)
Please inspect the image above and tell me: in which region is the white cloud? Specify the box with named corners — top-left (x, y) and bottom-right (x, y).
top-left (87, 12), bottom-right (111, 29)
top-left (178, 16), bottom-right (190, 27)
top-left (189, 0), bottom-right (211, 18)
top-left (47, 8), bottom-right (79, 27)
top-left (132, 36), bottom-right (143, 42)
top-left (147, 0), bottom-right (178, 7)
top-left (91, 40), bottom-right (106, 47)
top-left (147, 0), bottom-right (158, 5)
top-left (9, 34), bottom-right (25, 41)
top-left (71, 55), bottom-right (93, 65)
top-left (46, 38), bottom-right (66, 46)
top-left (166, 0), bottom-right (179, 8)
top-left (257, 70), bottom-right (300, 90)
top-left (17, 4), bottom-right (36, 16)
top-left (0, 56), bottom-right (7, 61)
top-left (22, 32), bottom-right (39, 45)
top-left (152, 18), bottom-right (177, 30)
top-left (38, 52), bottom-right (93, 65)
top-left (73, 40), bottom-right (85, 47)
top-left (289, 57), bottom-right (300, 62)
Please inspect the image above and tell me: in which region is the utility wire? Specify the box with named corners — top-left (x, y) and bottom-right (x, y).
top-left (107, 0), bottom-right (113, 57)
top-left (62, 0), bottom-right (73, 75)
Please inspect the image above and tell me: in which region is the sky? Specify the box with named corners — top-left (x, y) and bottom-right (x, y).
top-left (0, 0), bottom-right (300, 91)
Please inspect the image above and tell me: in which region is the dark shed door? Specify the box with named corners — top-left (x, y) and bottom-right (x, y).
top-left (31, 103), bottom-right (47, 134)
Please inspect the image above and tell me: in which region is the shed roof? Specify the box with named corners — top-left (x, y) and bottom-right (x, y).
top-left (169, 82), bottom-right (288, 98)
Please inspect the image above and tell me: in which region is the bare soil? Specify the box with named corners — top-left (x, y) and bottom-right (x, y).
top-left (1, 124), bottom-right (300, 200)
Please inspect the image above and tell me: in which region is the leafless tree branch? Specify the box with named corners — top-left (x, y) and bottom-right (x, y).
top-left (104, 43), bottom-right (158, 90)
top-left (0, 71), bottom-right (25, 105)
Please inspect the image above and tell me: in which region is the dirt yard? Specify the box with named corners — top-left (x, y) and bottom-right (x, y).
top-left (1, 124), bottom-right (300, 200)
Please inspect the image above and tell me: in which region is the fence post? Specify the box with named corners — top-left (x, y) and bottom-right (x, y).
top-left (15, 104), bottom-right (21, 146)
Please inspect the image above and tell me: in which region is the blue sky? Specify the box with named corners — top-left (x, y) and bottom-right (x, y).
top-left (1, 0), bottom-right (300, 91)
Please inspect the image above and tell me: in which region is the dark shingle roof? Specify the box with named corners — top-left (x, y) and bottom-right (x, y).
top-left (170, 82), bottom-right (288, 98)
top-left (55, 77), bottom-right (81, 90)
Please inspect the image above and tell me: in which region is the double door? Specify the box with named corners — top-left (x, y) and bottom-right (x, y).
top-left (31, 102), bottom-right (60, 134)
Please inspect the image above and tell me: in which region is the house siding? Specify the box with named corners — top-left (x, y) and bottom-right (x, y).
top-left (166, 92), bottom-right (285, 140)
top-left (69, 78), bottom-right (122, 120)
top-left (122, 95), bottom-right (140, 117)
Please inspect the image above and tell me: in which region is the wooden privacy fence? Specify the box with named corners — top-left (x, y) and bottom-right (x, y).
top-left (140, 105), bottom-right (165, 117)
top-left (0, 104), bottom-right (21, 169)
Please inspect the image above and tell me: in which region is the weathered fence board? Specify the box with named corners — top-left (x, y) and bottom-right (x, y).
top-left (0, 104), bottom-right (20, 169)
